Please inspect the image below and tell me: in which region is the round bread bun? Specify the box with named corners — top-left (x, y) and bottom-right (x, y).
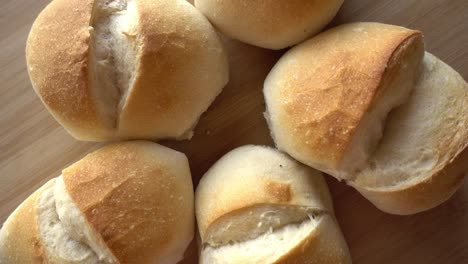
top-left (264, 22), bottom-right (468, 214)
top-left (194, 0), bottom-right (344, 49)
top-left (0, 141), bottom-right (195, 264)
top-left (26, 0), bottom-right (229, 141)
top-left (196, 145), bottom-right (351, 263)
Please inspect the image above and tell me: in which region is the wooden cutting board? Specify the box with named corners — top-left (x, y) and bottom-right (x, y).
top-left (1, 0), bottom-right (467, 263)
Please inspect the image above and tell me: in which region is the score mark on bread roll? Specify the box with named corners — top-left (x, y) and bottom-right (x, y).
top-left (264, 181), bottom-right (292, 203)
top-left (195, 145), bottom-right (351, 264)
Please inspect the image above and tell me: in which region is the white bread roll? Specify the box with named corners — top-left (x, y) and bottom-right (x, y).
top-left (196, 145), bottom-right (351, 263)
top-left (264, 22), bottom-right (468, 214)
top-left (0, 141), bottom-right (194, 263)
top-left (26, 0), bottom-right (228, 141)
top-left (194, 0), bottom-right (344, 50)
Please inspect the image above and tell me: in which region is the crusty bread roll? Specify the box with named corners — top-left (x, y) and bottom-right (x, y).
top-left (0, 141), bottom-right (194, 264)
top-left (196, 145), bottom-right (351, 263)
top-left (194, 0), bottom-right (344, 50)
top-left (264, 22), bottom-right (468, 214)
top-left (26, 0), bottom-right (228, 141)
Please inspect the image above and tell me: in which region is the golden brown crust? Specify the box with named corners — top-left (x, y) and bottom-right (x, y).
top-left (195, 0), bottom-right (344, 49)
top-left (0, 180), bottom-right (54, 264)
top-left (117, 0), bottom-right (228, 139)
top-left (353, 147), bottom-right (468, 215)
top-left (264, 181), bottom-right (292, 203)
top-left (26, 0), bottom-right (113, 141)
top-left (265, 22), bottom-right (423, 172)
top-left (62, 141), bottom-right (194, 263)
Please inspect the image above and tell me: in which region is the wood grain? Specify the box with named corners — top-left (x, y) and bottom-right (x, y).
top-left (0, 0), bottom-right (467, 263)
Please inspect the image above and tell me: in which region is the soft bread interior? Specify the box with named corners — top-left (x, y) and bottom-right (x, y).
top-left (201, 216), bottom-right (320, 264)
top-left (352, 53), bottom-right (468, 188)
top-left (90, 0), bottom-right (138, 129)
top-left (204, 205), bottom-right (324, 247)
top-left (37, 177), bottom-right (116, 264)
top-left (37, 178), bottom-right (100, 263)
top-left (54, 177), bottom-right (117, 263)
top-left (337, 35), bottom-right (425, 179)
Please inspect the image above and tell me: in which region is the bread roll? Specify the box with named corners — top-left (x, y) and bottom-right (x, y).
top-left (195, 0), bottom-right (344, 50)
top-left (264, 22), bottom-right (468, 214)
top-left (0, 141), bottom-right (194, 264)
top-left (196, 145), bottom-right (351, 263)
top-left (26, 0), bottom-right (228, 141)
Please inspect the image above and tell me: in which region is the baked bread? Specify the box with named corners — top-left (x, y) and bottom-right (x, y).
top-left (194, 0), bottom-right (344, 50)
top-left (264, 22), bottom-right (468, 214)
top-left (0, 141), bottom-right (194, 263)
top-left (26, 0), bottom-right (229, 141)
top-left (196, 145), bottom-right (351, 263)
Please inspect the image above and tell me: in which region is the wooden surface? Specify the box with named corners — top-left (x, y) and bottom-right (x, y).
top-left (1, 0), bottom-right (467, 263)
